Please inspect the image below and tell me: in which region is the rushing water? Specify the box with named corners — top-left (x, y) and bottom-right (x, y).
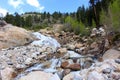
top-left (31, 32), bottom-right (61, 52)
top-left (14, 58), bottom-right (62, 80)
top-left (14, 32), bottom-right (94, 80)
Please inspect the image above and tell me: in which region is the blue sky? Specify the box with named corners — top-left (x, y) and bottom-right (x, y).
top-left (0, 0), bottom-right (89, 16)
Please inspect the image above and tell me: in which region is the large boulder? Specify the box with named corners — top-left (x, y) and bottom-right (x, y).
top-left (0, 24), bottom-right (35, 50)
top-left (61, 60), bottom-right (81, 71)
top-left (103, 49), bottom-right (120, 60)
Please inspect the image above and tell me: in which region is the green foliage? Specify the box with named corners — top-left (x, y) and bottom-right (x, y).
top-left (64, 16), bottom-right (90, 36)
top-left (100, 0), bottom-right (120, 32)
top-left (4, 13), bottom-right (14, 24)
top-left (76, 6), bottom-right (86, 24)
top-left (31, 24), bottom-right (47, 31)
top-left (3, 0), bottom-right (119, 34)
top-left (25, 15), bottom-right (32, 27)
top-left (14, 12), bottom-right (21, 26)
top-left (100, 9), bottom-right (110, 26)
top-left (110, 0), bottom-right (120, 31)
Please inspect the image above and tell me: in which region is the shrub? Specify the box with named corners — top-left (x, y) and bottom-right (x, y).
top-left (63, 16), bottom-right (90, 36)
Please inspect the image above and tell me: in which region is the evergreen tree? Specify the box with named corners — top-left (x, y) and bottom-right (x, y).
top-left (4, 13), bottom-right (14, 24)
top-left (25, 15), bottom-right (32, 27)
top-left (14, 12), bottom-right (21, 26)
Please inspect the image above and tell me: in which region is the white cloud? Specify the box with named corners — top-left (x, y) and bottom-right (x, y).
top-left (0, 7), bottom-right (8, 17)
top-left (26, 0), bottom-right (44, 11)
top-left (8, 0), bottom-right (24, 8)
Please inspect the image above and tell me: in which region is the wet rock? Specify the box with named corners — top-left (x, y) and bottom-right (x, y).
top-left (63, 69), bottom-right (71, 76)
top-left (83, 60), bottom-right (93, 69)
top-left (66, 51), bottom-right (82, 58)
top-left (19, 71), bottom-right (54, 80)
top-left (102, 68), bottom-right (111, 74)
top-left (61, 60), bottom-right (81, 71)
top-left (61, 61), bottom-right (69, 69)
top-left (68, 63), bottom-right (81, 71)
top-left (103, 49), bottom-right (120, 60)
top-left (6, 60), bottom-right (13, 65)
top-left (115, 59), bottom-right (120, 64)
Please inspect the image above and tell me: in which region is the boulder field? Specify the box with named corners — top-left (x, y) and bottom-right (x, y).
top-left (0, 24), bottom-right (120, 80)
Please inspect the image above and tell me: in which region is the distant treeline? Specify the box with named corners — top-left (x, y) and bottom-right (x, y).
top-left (3, 0), bottom-right (120, 34)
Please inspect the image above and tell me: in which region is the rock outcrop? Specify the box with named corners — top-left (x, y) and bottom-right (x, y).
top-left (0, 24), bottom-right (35, 50)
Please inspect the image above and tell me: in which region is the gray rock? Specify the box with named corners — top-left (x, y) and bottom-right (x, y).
top-left (103, 68), bottom-right (111, 74)
top-left (6, 61), bottom-right (13, 65)
top-left (115, 59), bottom-right (120, 64)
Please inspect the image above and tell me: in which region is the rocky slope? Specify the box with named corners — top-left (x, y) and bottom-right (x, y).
top-left (0, 23), bottom-right (120, 80)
